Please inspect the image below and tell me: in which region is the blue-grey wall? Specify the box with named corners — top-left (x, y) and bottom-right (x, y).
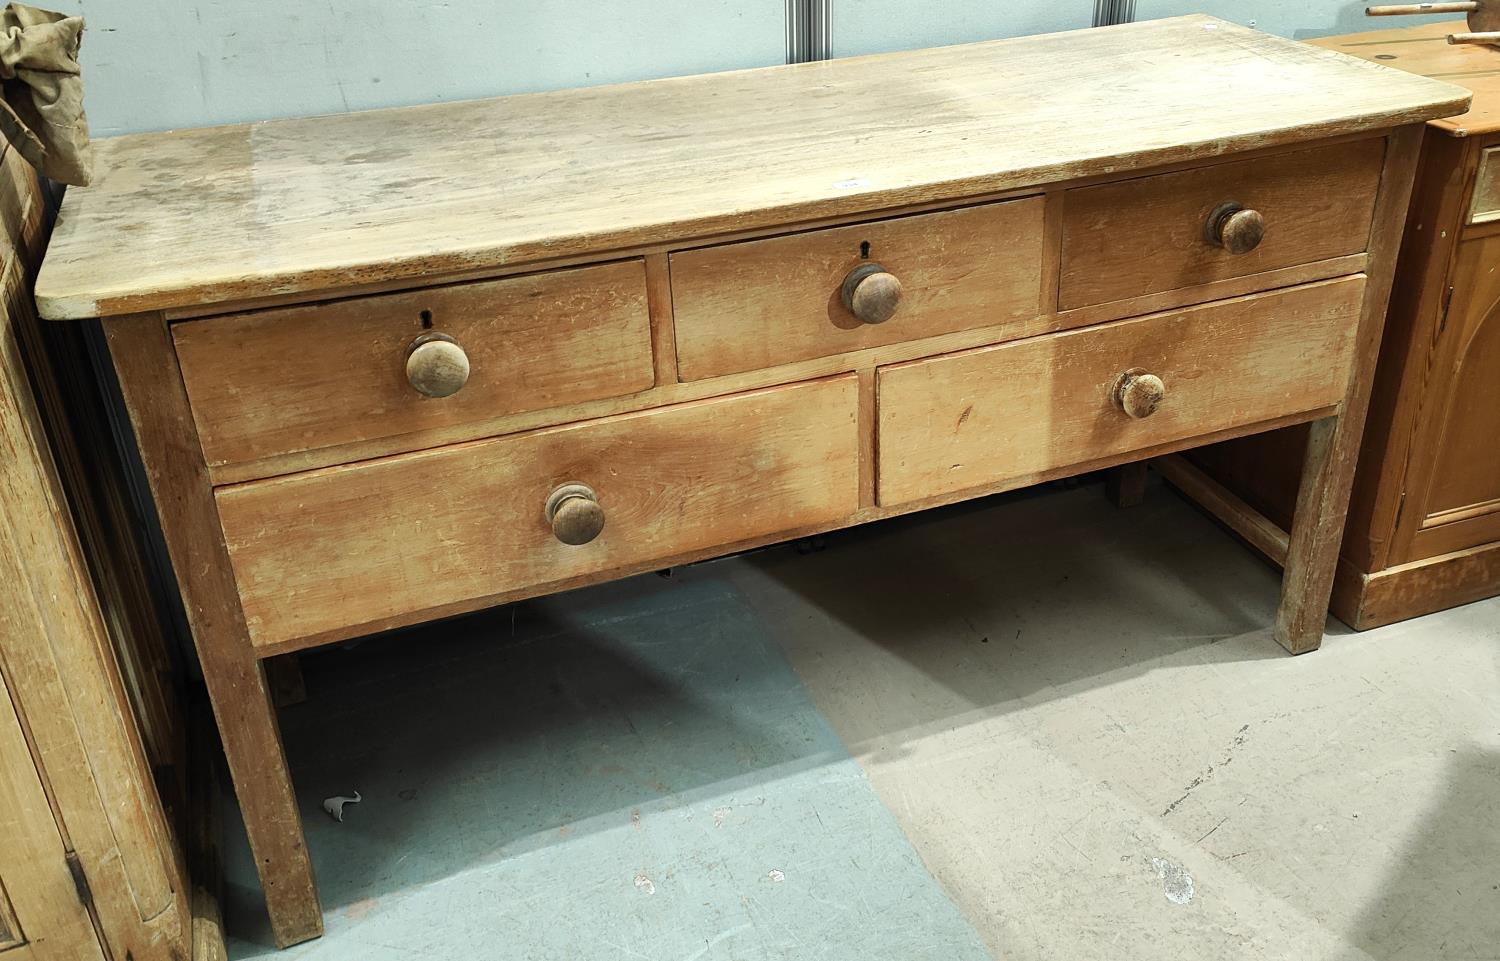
top-left (61, 0), bottom-right (785, 137)
top-left (61, 1), bottom-right (1459, 137)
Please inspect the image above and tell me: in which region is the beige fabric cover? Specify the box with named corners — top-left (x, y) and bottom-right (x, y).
top-left (0, 3), bottom-right (90, 185)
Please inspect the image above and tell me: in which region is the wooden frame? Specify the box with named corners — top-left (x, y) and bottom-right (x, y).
top-left (104, 315), bottom-right (323, 946)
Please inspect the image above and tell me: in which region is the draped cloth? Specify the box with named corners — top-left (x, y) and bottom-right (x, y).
top-left (0, 4), bottom-right (90, 186)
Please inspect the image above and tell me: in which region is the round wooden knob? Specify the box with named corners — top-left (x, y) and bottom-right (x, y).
top-left (545, 483), bottom-right (605, 546)
top-left (1114, 370), bottom-right (1166, 419)
top-left (1206, 202), bottom-right (1266, 255)
top-left (405, 333), bottom-right (470, 398)
top-left (840, 262), bottom-right (903, 324)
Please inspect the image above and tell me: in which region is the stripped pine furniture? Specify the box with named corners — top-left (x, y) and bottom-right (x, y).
top-left (34, 16), bottom-right (1468, 946)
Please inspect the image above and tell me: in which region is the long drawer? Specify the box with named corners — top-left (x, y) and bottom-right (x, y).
top-left (877, 277), bottom-right (1366, 506)
top-left (670, 198), bottom-right (1045, 381)
top-left (1058, 139), bottom-right (1384, 310)
top-left (175, 260), bottom-right (655, 470)
top-left (217, 375), bottom-right (860, 649)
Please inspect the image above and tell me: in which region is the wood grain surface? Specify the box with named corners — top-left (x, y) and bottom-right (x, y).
top-left (0, 673), bottom-right (104, 961)
top-left (878, 277), bottom-right (1365, 506)
top-left (1058, 138), bottom-right (1385, 309)
top-left (671, 199), bottom-right (1044, 380)
top-left (217, 375), bottom-right (860, 649)
top-left (174, 259), bottom-right (653, 468)
top-left (0, 144), bottom-right (191, 960)
top-left (36, 16), bottom-right (1467, 320)
top-left (105, 316), bottom-right (323, 947)
top-left (1309, 20), bottom-right (1498, 136)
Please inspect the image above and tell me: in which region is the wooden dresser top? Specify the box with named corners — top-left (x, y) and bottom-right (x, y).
top-left (1309, 20), bottom-right (1500, 139)
top-left (36, 15), bottom-right (1467, 321)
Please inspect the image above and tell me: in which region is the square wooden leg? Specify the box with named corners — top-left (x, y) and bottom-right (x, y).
top-left (267, 653), bottom-right (309, 708)
top-left (1106, 461), bottom-right (1149, 508)
top-left (1273, 123), bottom-right (1426, 655)
top-left (104, 316), bottom-right (323, 947)
top-left (1275, 415), bottom-right (1351, 653)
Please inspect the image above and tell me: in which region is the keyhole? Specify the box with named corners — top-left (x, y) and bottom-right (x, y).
top-left (419, 309), bottom-right (433, 329)
top-left (859, 241), bottom-right (871, 259)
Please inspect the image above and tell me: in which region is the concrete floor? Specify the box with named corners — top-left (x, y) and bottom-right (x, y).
top-left (225, 476), bottom-right (1500, 960)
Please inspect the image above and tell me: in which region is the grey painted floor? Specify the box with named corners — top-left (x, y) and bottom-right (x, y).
top-left (225, 476), bottom-right (1500, 960)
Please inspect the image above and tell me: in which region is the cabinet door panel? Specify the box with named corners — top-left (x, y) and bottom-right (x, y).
top-left (1403, 233), bottom-right (1500, 560)
top-left (0, 670), bottom-right (105, 961)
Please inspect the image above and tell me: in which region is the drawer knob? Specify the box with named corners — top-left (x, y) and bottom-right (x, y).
top-left (841, 262), bottom-right (903, 325)
top-left (545, 483), bottom-right (605, 546)
top-left (1114, 370), bottom-right (1166, 419)
top-left (405, 333), bottom-right (470, 398)
top-left (1206, 202), bottom-right (1266, 255)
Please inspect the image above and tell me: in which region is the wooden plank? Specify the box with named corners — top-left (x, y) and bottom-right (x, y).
top-left (217, 375), bottom-right (861, 650)
top-left (188, 700), bottom-right (228, 961)
top-left (858, 368), bottom-right (876, 510)
top-left (1274, 125), bottom-right (1426, 653)
top-left (173, 259), bottom-right (654, 469)
top-left (103, 315), bottom-right (323, 948)
top-left (644, 253), bottom-right (679, 387)
top-left (0, 675), bottom-right (105, 961)
top-left (0, 142), bottom-right (185, 825)
top-left (35, 16), bottom-right (1468, 320)
top-left (1155, 454), bottom-right (1291, 564)
top-left (1057, 138), bottom-right (1385, 309)
top-left (1105, 462), bottom-right (1149, 509)
top-left (0, 144), bottom-right (189, 960)
top-left (1341, 127), bottom-right (1474, 571)
top-left (1346, 536), bottom-right (1500, 627)
top-left (876, 277), bottom-right (1365, 506)
top-left (670, 198), bottom-right (1044, 380)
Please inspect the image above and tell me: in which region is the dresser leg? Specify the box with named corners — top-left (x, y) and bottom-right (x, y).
top-left (1275, 123), bottom-right (1425, 655)
top-left (1105, 462), bottom-right (1149, 508)
top-left (103, 315), bottom-right (324, 947)
top-left (1275, 415), bottom-right (1349, 653)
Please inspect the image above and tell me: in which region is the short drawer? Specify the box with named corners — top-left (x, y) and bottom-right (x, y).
top-left (217, 375), bottom-right (860, 649)
top-left (877, 277), bottom-right (1365, 506)
top-left (1057, 139), bottom-right (1384, 310)
top-left (670, 198), bottom-right (1045, 381)
top-left (174, 260), bottom-right (656, 470)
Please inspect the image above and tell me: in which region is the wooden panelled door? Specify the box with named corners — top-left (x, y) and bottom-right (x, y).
top-left (1395, 230), bottom-right (1500, 562)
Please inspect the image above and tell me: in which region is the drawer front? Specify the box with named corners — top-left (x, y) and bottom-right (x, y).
top-left (1468, 145), bottom-right (1500, 225)
top-left (670, 199), bottom-right (1045, 381)
top-left (218, 375), bottom-right (860, 648)
top-left (1058, 139), bottom-right (1384, 310)
top-left (878, 277), bottom-right (1365, 506)
top-left (175, 260), bottom-right (655, 469)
